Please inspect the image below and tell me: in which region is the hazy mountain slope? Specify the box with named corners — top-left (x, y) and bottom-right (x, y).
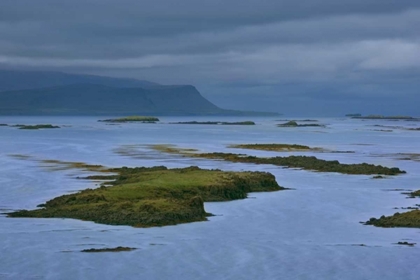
top-left (0, 70), bottom-right (159, 92)
top-left (0, 84), bottom-right (226, 115)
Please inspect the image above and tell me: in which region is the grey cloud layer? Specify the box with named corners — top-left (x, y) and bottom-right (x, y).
top-left (1, 0), bottom-right (419, 114)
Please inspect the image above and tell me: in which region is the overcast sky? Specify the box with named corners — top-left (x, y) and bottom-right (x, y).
top-left (1, 0), bottom-right (419, 115)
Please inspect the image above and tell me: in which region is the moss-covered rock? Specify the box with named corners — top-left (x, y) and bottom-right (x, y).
top-left (8, 166), bottom-right (284, 227)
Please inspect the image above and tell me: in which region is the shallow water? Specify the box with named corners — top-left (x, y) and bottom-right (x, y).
top-left (1, 116), bottom-right (420, 279)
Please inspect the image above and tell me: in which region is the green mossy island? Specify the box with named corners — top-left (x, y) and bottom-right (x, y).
top-left (8, 166), bottom-right (283, 227)
top-left (170, 121), bottom-right (255, 125)
top-left (191, 153), bottom-right (405, 175)
top-left (99, 116), bottom-right (160, 123)
top-left (365, 190), bottom-right (420, 228)
top-left (150, 145), bottom-right (404, 175)
top-left (13, 124), bottom-right (60, 130)
top-left (277, 121), bottom-right (324, 127)
top-left (365, 211), bottom-right (420, 228)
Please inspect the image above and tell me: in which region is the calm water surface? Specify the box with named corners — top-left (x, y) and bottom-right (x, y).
top-left (0, 116), bottom-right (419, 279)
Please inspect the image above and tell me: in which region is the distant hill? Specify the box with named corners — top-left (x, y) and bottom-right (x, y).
top-left (0, 70), bottom-right (158, 92)
top-left (0, 70), bottom-right (277, 116)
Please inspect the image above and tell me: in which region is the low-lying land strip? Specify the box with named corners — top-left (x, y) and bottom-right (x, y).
top-left (8, 166), bottom-right (284, 227)
top-left (352, 115), bottom-right (419, 121)
top-left (150, 145), bottom-right (405, 176)
top-left (1, 124), bottom-right (60, 129)
top-left (229, 143), bottom-right (323, 152)
top-left (170, 121), bottom-right (255, 125)
top-left (277, 121), bottom-right (325, 127)
top-left (81, 247), bottom-right (137, 253)
top-left (99, 116), bottom-right (159, 123)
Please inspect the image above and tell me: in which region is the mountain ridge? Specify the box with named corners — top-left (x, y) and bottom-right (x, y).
top-left (0, 70), bottom-right (278, 116)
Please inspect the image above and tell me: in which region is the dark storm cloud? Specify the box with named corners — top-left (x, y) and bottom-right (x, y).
top-left (0, 0), bottom-right (419, 115)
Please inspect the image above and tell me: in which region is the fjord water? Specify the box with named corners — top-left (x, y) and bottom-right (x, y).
top-left (1, 116), bottom-right (420, 279)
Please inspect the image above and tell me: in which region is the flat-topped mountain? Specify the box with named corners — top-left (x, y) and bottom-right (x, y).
top-left (0, 70), bottom-right (276, 116)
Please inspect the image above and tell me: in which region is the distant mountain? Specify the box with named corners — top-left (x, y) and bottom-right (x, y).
top-left (0, 70), bottom-right (158, 92)
top-left (0, 70), bottom-right (277, 116)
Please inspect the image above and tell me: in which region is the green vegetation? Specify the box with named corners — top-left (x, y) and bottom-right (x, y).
top-left (365, 190), bottom-right (420, 228)
top-left (0, 124), bottom-right (8, 126)
top-left (191, 153), bottom-right (405, 175)
top-left (171, 121), bottom-right (255, 125)
top-left (365, 211), bottom-right (420, 228)
top-left (229, 143), bottom-right (322, 152)
top-left (345, 114), bottom-right (362, 117)
top-left (99, 116), bottom-right (160, 123)
top-left (8, 166), bottom-right (283, 227)
top-left (13, 124), bottom-right (60, 129)
top-left (149, 145), bottom-right (405, 175)
top-left (277, 121), bottom-right (324, 127)
top-left (81, 247), bottom-right (136, 253)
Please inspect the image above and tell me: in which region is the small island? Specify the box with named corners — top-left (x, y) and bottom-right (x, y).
top-left (13, 124), bottom-right (60, 130)
top-left (170, 121), bottom-right (255, 125)
top-left (351, 115), bottom-right (419, 120)
top-left (8, 166), bottom-right (284, 227)
top-left (81, 247), bottom-right (137, 253)
top-left (365, 190), bottom-right (420, 228)
top-left (150, 145), bottom-right (405, 175)
top-left (99, 116), bottom-right (160, 123)
top-left (277, 121), bottom-right (324, 127)
top-left (345, 114), bottom-right (362, 117)
top-left (229, 143), bottom-right (322, 152)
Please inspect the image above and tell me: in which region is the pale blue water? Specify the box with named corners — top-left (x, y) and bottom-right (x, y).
top-left (1, 116), bottom-right (420, 279)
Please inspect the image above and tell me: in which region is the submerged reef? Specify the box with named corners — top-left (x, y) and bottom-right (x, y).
top-left (365, 190), bottom-right (420, 228)
top-left (8, 166), bottom-right (284, 227)
top-left (99, 116), bottom-right (159, 123)
top-left (13, 124), bottom-right (60, 129)
top-left (277, 121), bottom-right (324, 127)
top-left (170, 121), bottom-right (255, 125)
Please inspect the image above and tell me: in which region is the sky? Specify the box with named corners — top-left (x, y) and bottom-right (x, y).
top-left (0, 0), bottom-right (419, 116)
